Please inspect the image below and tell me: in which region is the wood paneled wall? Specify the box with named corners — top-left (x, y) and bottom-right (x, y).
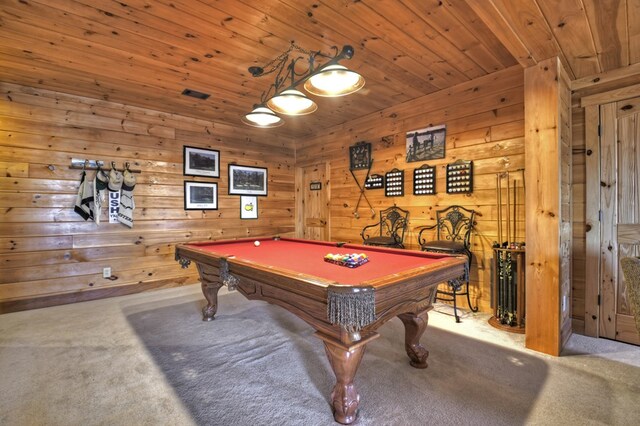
top-left (0, 82), bottom-right (295, 313)
top-left (296, 65), bottom-right (526, 313)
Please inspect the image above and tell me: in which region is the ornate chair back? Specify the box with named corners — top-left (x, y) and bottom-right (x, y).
top-left (361, 206), bottom-right (409, 249)
top-left (432, 205), bottom-right (475, 252)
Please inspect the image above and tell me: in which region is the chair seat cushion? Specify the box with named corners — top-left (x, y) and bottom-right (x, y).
top-left (422, 240), bottom-right (465, 253)
top-left (364, 236), bottom-right (397, 246)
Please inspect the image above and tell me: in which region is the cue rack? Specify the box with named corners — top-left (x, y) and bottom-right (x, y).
top-left (489, 169), bottom-right (526, 333)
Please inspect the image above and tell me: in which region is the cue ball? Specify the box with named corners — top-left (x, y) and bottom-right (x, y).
top-left (254, 240), bottom-right (260, 247)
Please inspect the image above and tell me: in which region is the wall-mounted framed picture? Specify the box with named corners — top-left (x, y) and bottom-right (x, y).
top-left (183, 146), bottom-right (220, 178)
top-left (228, 164), bottom-right (268, 196)
top-left (240, 196), bottom-right (258, 219)
top-left (349, 141), bottom-right (372, 170)
top-left (184, 181), bottom-right (218, 210)
top-left (405, 124), bottom-right (446, 163)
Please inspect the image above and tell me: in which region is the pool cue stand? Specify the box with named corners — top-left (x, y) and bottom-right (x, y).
top-left (489, 244), bottom-right (526, 333)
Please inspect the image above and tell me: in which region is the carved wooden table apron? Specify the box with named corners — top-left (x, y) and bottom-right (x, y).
top-left (176, 238), bottom-right (466, 425)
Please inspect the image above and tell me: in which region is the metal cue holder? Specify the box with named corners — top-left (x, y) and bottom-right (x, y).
top-left (489, 169), bottom-right (525, 333)
top-left (69, 158), bottom-right (142, 173)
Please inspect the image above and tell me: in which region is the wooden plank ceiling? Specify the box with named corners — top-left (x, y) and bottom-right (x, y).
top-left (1, 0), bottom-right (638, 138)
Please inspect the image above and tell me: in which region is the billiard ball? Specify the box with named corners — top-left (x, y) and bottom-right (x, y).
top-left (254, 240), bottom-right (260, 247)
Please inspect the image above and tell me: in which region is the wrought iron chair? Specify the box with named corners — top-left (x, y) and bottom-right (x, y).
top-left (620, 257), bottom-right (640, 335)
top-left (417, 205), bottom-right (478, 322)
top-left (361, 206), bottom-right (409, 249)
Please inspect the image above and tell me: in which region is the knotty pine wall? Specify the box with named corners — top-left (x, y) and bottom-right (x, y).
top-left (0, 82), bottom-right (295, 313)
top-left (297, 65), bottom-right (526, 313)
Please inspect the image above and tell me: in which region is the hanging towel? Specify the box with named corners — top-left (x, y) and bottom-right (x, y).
top-left (92, 168), bottom-right (109, 225)
top-left (118, 169), bottom-right (136, 228)
top-left (73, 170), bottom-right (91, 220)
top-left (108, 168), bottom-right (123, 224)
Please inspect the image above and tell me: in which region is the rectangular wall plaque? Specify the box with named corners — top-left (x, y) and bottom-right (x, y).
top-left (309, 181), bottom-right (322, 191)
top-left (364, 174), bottom-right (384, 189)
top-left (385, 168), bottom-right (404, 197)
top-left (413, 164), bottom-right (436, 195)
top-left (446, 160), bottom-right (473, 194)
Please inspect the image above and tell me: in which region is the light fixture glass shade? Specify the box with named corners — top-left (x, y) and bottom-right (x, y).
top-left (267, 89), bottom-right (318, 115)
top-left (242, 106), bottom-right (284, 128)
top-left (304, 64), bottom-right (365, 97)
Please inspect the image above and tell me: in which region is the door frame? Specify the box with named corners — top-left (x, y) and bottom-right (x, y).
top-left (295, 162), bottom-right (331, 240)
top-left (582, 85), bottom-right (640, 338)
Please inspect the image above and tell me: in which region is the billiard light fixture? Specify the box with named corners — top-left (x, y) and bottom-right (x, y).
top-left (242, 44), bottom-right (365, 128)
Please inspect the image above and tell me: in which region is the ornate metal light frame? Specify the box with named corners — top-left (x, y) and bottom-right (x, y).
top-left (242, 44), bottom-right (365, 128)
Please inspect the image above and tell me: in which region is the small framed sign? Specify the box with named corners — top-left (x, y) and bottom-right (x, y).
top-left (240, 196), bottom-right (258, 219)
top-left (184, 181), bottom-right (218, 210)
top-left (310, 181), bottom-right (322, 191)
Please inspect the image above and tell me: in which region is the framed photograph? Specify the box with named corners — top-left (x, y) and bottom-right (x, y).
top-left (349, 141), bottom-right (372, 170)
top-left (184, 181), bottom-right (218, 210)
top-left (240, 196), bottom-right (258, 219)
top-left (406, 124), bottom-right (446, 163)
top-left (228, 164), bottom-right (268, 196)
top-left (183, 146), bottom-right (220, 178)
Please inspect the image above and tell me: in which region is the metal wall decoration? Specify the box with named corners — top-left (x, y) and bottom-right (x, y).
top-left (364, 174), bottom-right (384, 189)
top-left (385, 168), bottom-right (404, 197)
top-left (349, 141), bottom-right (372, 170)
top-left (446, 159), bottom-right (473, 193)
top-left (413, 164), bottom-right (436, 195)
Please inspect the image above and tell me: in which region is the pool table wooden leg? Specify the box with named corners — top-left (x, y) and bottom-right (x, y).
top-left (316, 333), bottom-right (378, 425)
top-left (398, 310), bottom-right (430, 369)
top-left (200, 278), bottom-right (224, 321)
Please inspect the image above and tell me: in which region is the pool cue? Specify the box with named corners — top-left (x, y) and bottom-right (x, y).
top-left (349, 160), bottom-right (375, 219)
top-left (513, 178), bottom-right (517, 243)
top-left (505, 171), bottom-right (511, 245)
top-left (496, 173), bottom-right (502, 244)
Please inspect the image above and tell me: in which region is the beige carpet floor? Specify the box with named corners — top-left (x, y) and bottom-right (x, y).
top-left (1, 284), bottom-right (639, 425)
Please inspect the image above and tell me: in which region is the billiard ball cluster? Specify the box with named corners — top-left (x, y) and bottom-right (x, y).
top-left (324, 253), bottom-right (369, 268)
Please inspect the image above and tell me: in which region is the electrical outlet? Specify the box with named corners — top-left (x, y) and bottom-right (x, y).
top-left (103, 267), bottom-right (112, 278)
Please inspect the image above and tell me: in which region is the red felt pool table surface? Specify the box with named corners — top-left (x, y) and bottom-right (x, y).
top-left (186, 237), bottom-right (452, 285)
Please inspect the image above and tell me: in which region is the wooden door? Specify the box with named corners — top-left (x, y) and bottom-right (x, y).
top-left (600, 97), bottom-right (640, 345)
top-left (295, 163), bottom-right (330, 241)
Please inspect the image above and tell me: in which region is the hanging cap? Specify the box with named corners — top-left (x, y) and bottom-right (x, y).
top-left (122, 169), bottom-right (136, 190)
top-left (108, 168), bottom-right (123, 191)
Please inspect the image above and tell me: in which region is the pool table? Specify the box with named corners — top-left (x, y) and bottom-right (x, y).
top-left (175, 237), bottom-right (466, 424)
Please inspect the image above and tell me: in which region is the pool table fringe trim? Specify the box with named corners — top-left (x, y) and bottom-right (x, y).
top-left (327, 286), bottom-right (376, 330)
